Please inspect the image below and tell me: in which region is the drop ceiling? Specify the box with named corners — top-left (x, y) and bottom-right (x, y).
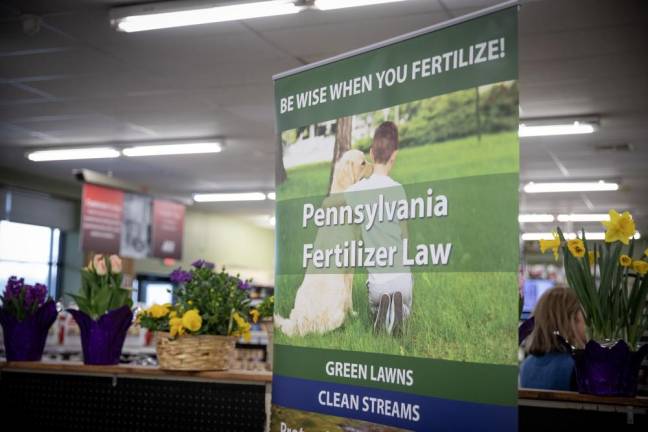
top-left (0, 0), bottom-right (647, 233)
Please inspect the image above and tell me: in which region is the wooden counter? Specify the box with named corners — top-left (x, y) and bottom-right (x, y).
top-left (519, 388), bottom-right (648, 408)
top-left (0, 360), bottom-right (272, 384)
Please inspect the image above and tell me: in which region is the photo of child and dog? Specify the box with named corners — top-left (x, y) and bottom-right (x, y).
top-left (274, 81), bottom-right (519, 366)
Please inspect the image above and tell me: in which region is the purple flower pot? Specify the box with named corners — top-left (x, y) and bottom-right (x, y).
top-left (573, 340), bottom-right (648, 397)
top-left (68, 306), bottom-right (133, 365)
top-left (0, 300), bottom-right (57, 361)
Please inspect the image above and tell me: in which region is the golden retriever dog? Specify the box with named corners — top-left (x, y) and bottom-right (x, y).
top-left (275, 149), bottom-right (373, 336)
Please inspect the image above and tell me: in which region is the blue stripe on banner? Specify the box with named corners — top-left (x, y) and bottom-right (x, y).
top-left (272, 374), bottom-right (517, 431)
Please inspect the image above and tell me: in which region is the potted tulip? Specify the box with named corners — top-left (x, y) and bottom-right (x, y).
top-left (138, 259), bottom-right (253, 370)
top-left (0, 277), bottom-right (57, 361)
top-left (66, 254), bottom-right (133, 365)
top-left (540, 209), bottom-right (648, 396)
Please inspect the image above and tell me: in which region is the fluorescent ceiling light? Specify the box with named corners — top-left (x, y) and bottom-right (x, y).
top-left (581, 232), bottom-right (641, 241)
top-left (193, 192), bottom-right (266, 202)
top-left (523, 181), bottom-right (619, 194)
top-left (521, 232), bottom-right (640, 241)
top-left (557, 214), bottom-right (610, 222)
top-left (27, 147), bottom-right (120, 162)
top-left (266, 192), bottom-right (276, 200)
top-left (521, 232), bottom-right (564, 241)
top-left (518, 214), bottom-right (554, 223)
top-left (122, 142), bottom-right (222, 157)
top-left (114, 0), bottom-right (301, 33)
top-left (518, 121), bottom-right (597, 137)
top-left (315, 0), bottom-right (408, 10)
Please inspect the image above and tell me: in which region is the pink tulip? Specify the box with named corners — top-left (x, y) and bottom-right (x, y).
top-left (93, 254), bottom-right (107, 276)
top-left (109, 255), bottom-right (122, 274)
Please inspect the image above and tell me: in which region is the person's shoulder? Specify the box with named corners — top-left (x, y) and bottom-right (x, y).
top-left (384, 176), bottom-right (407, 198)
top-left (384, 176), bottom-right (406, 192)
top-left (551, 351), bottom-right (575, 366)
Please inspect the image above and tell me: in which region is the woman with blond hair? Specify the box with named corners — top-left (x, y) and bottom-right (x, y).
top-left (520, 286), bottom-right (587, 390)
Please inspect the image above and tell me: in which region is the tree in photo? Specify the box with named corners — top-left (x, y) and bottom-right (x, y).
top-left (327, 116), bottom-right (352, 194)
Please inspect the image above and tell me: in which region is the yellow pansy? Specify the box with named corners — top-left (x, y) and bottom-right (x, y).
top-left (619, 255), bottom-right (632, 267)
top-left (632, 260), bottom-right (648, 276)
top-left (250, 309), bottom-right (260, 324)
top-left (232, 312), bottom-right (252, 342)
top-left (148, 304), bottom-right (170, 319)
top-left (567, 239), bottom-right (586, 258)
top-left (601, 209), bottom-right (635, 245)
top-left (588, 251), bottom-right (596, 266)
top-left (181, 309), bottom-right (202, 332)
top-left (169, 317), bottom-right (185, 337)
top-left (539, 232), bottom-right (561, 260)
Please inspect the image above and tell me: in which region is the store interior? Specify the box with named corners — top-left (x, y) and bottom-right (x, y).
top-left (0, 0), bottom-right (647, 429)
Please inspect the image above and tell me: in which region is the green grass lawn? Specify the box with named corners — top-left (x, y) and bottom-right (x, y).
top-left (278, 131), bottom-right (518, 201)
top-left (275, 271), bottom-right (518, 366)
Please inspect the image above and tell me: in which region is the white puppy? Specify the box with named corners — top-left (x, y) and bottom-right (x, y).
top-left (275, 149), bottom-right (372, 336)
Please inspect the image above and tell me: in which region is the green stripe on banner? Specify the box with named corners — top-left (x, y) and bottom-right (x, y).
top-left (275, 172), bottom-right (519, 276)
top-left (274, 7), bottom-right (518, 132)
top-left (273, 344), bottom-right (517, 406)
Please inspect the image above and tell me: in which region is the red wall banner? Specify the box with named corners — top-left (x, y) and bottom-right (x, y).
top-left (81, 184), bottom-right (185, 260)
top-left (80, 184), bottom-right (124, 254)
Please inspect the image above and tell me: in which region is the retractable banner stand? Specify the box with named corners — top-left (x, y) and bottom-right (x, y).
top-left (272, 4), bottom-right (519, 431)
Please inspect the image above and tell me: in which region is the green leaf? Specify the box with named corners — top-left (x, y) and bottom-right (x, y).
top-left (68, 293), bottom-right (91, 316)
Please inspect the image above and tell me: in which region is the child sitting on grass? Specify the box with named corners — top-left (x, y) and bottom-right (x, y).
top-left (345, 121), bottom-right (413, 336)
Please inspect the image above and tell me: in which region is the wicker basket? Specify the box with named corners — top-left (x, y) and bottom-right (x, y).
top-left (156, 332), bottom-right (236, 371)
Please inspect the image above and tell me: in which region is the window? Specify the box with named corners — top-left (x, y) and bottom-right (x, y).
top-left (136, 275), bottom-right (174, 306)
top-left (143, 282), bottom-right (173, 306)
top-left (0, 220), bottom-right (61, 298)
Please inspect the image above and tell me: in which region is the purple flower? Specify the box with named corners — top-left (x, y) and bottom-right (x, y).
top-left (170, 268), bottom-right (192, 284)
top-left (238, 279), bottom-right (250, 290)
top-left (4, 276), bottom-right (24, 300)
top-left (191, 259), bottom-right (215, 270)
top-left (23, 283), bottom-right (47, 309)
top-left (2, 277), bottom-right (48, 320)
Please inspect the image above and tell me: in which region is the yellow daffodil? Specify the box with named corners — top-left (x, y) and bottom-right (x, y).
top-left (567, 239), bottom-right (586, 258)
top-left (539, 232), bottom-right (561, 260)
top-left (588, 251), bottom-right (596, 266)
top-left (148, 304), bottom-right (170, 319)
top-left (250, 309), bottom-right (260, 324)
top-left (601, 209), bottom-right (635, 245)
top-left (169, 317), bottom-right (185, 337)
top-left (181, 309), bottom-right (202, 332)
top-left (619, 255), bottom-right (632, 267)
top-left (632, 260), bottom-right (648, 276)
top-left (169, 311), bottom-right (177, 318)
